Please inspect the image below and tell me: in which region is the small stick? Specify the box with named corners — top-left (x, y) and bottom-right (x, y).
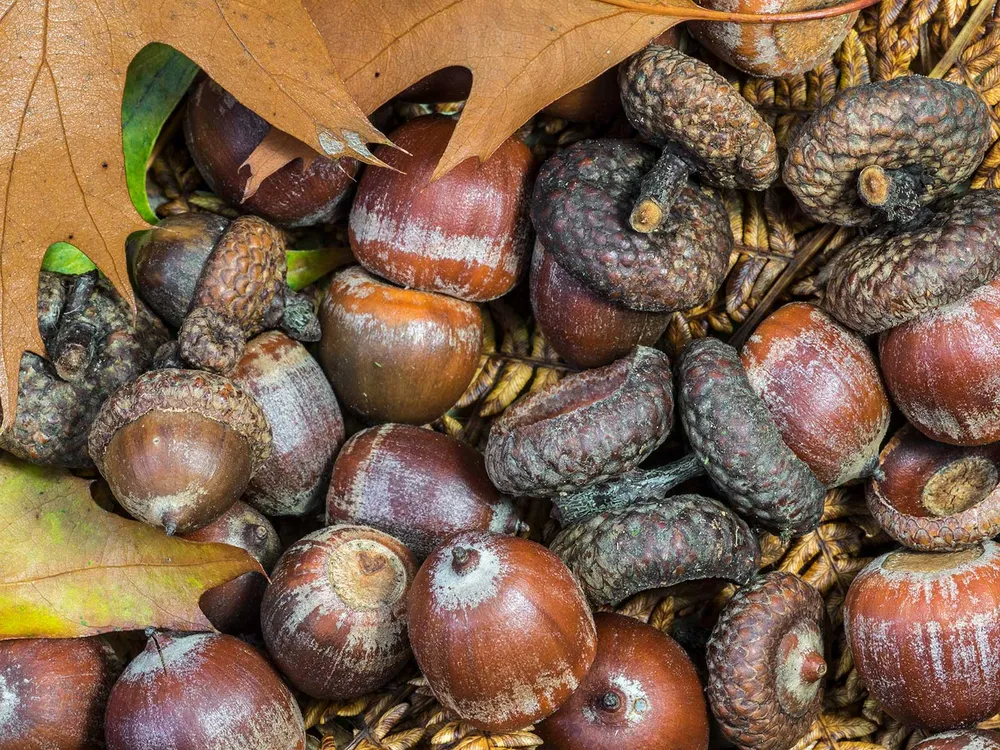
top-left (630, 150), bottom-right (692, 233)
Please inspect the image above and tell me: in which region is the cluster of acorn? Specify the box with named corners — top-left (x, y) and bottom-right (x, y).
top-left (3, 24), bottom-right (1000, 750)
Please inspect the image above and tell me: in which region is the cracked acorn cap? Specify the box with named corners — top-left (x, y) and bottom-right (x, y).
top-left (823, 189), bottom-right (1000, 335)
top-left (550, 495), bottom-right (760, 607)
top-left (619, 46), bottom-right (779, 233)
top-left (88, 368), bottom-right (272, 535)
top-left (678, 337), bottom-right (826, 535)
top-left (707, 572), bottom-right (827, 750)
top-left (531, 139), bottom-right (732, 312)
top-left (784, 77), bottom-right (991, 227)
top-left (0, 271), bottom-right (168, 468)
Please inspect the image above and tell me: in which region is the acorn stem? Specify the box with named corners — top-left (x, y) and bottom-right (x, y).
top-left (51, 271), bottom-right (100, 382)
top-left (599, 691), bottom-right (622, 711)
top-left (629, 150), bottom-right (692, 233)
top-left (451, 546), bottom-right (480, 574)
top-left (857, 165), bottom-right (926, 224)
top-left (552, 453), bottom-right (707, 526)
top-left (800, 650), bottom-right (827, 683)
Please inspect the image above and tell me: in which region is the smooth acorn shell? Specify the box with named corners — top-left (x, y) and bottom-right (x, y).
top-left (103, 411), bottom-right (251, 533)
top-left (182, 500), bottom-right (281, 634)
top-left (880, 277), bottom-right (1000, 446)
top-left (689, 0), bottom-right (856, 77)
top-left (913, 730), bottom-right (1000, 749)
top-left (395, 67), bottom-right (473, 102)
top-left (844, 542), bottom-right (1000, 731)
top-left (232, 332), bottom-right (345, 517)
top-left (260, 525), bottom-right (417, 700)
top-left (538, 613), bottom-right (709, 750)
top-left (349, 115), bottom-right (534, 302)
top-left (318, 266), bottom-right (483, 425)
top-left (185, 79), bottom-right (357, 227)
top-left (326, 423), bottom-right (522, 558)
top-left (408, 532), bottom-right (597, 732)
top-left (530, 241), bottom-right (669, 368)
top-left (0, 637), bottom-right (120, 750)
top-left (543, 68), bottom-right (622, 123)
top-left (742, 302), bottom-right (890, 486)
top-left (105, 632), bottom-right (305, 750)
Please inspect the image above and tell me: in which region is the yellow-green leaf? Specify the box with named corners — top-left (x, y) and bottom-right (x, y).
top-left (0, 454), bottom-right (263, 639)
top-left (41, 242), bottom-right (97, 276)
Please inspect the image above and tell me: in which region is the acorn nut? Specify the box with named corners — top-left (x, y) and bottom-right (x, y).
top-left (408, 532), bottom-right (597, 733)
top-left (707, 572), bottom-right (827, 750)
top-left (619, 46), bottom-right (778, 233)
top-left (913, 731), bottom-right (1000, 749)
top-left (531, 139), bottom-right (732, 312)
top-left (88, 368), bottom-right (272, 535)
top-left (484, 346), bottom-right (674, 497)
top-left (784, 77), bottom-right (991, 227)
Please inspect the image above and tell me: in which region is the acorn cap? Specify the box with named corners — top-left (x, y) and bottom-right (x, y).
top-left (550, 495), bottom-right (760, 607)
top-left (707, 572), bottom-right (827, 750)
top-left (530, 139), bottom-right (732, 312)
top-left (678, 336), bottom-right (826, 535)
top-left (784, 77), bottom-right (991, 227)
top-left (484, 346), bottom-right (674, 498)
top-left (867, 424), bottom-right (1000, 551)
top-left (88, 368), bottom-right (272, 473)
top-left (823, 189), bottom-right (1000, 335)
top-left (620, 46), bottom-right (778, 192)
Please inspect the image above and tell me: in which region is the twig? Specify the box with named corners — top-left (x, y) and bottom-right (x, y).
top-left (929, 0), bottom-right (998, 77)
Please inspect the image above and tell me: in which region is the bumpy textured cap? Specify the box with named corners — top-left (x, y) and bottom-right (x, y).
top-left (620, 46), bottom-right (778, 191)
top-left (707, 572), bottom-right (827, 750)
top-left (88, 368), bottom-right (272, 472)
top-left (679, 337), bottom-right (825, 534)
top-left (784, 77), bottom-right (991, 226)
top-left (485, 346), bottom-right (674, 497)
top-left (550, 495), bottom-right (760, 607)
top-left (531, 139), bottom-right (732, 312)
top-left (823, 189), bottom-right (1000, 335)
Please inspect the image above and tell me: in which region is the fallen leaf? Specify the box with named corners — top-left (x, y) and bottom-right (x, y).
top-left (0, 0), bottom-right (391, 430)
top-left (306, 0), bottom-right (680, 178)
top-left (0, 453), bottom-right (262, 639)
top-left (240, 127), bottom-right (322, 201)
top-left (41, 242), bottom-right (97, 276)
top-left (286, 246), bottom-right (355, 290)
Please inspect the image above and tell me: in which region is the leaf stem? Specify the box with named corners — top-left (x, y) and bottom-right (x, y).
top-left (596, 0), bottom-right (879, 23)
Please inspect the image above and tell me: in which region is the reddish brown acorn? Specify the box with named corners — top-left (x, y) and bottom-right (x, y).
top-left (844, 542), bottom-right (1000, 732)
top-left (913, 730), bottom-right (1000, 749)
top-left (105, 632), bottom-right (305, 749)
top-left (408, 532), bottom-right (597, 732)
top-left (880, 276), bottom-right (1000, 446)
top-left (349, 115), bottom-right (535, 302)
top-left (261, 526), bottom-right (417, 699)
top-left (0, 637), bottom-right (121, 750)
top-left (538, 613), bottom-right (709, 750)
top-left (742, 302), bottom-right (891, 486)
top-left (529, 242), bottom-right (669, 369)
top-left (318, 267), bottom-right (483, 425)
top-left (182, 500), bottom-right (282, 633)
top-left (185, 78), bottom-right (358, 227)
top-left (327, 424), bottom-right (523, 558)
top-left (231, 332), bottom-right (345, 517)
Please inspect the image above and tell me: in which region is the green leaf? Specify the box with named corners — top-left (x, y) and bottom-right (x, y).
top-left (286, 247), bottom-right (354, 290)
top-left (122, 43), bottom-right (200, 224)
top-left (0, 455), bottom-right (262, 639)
top-left (41, 242), bottom-right (97, 275)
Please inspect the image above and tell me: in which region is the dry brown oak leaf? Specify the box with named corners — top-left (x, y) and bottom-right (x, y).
top-left (0, 454), bottom-right (263, 638)
top-left (0, 0), bottom-right (391, 429)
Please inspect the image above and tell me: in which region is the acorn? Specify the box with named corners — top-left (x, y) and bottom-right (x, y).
top-left (867, 425), bottom-right (1000, 551)
top-left (126, 212), bottom-right (321, 375)
top-left (741, 302), bottom-right (890, 486)
top-left (844, 542), bottom-right (1000, 731)
top-left (88, 369), bottom-right (272, 534)
top-left (318, 266), bottom-right (483, 425)
top-left (182, 501), bottom-right (281, 633)
top-left (395, 67), bottom-right (473, 102)
top-left (408, 532), bottom-right (597, 732)
top-left (104, 632), bottom-right (305, 749)
top-left (529, 241), bottom-right (669, 369)
top-left (349, 114), bottom-right (535, 302)
top-left (913, 731), bottom-right (1000, 749)
top-left (260, 525), bottom-right (417, 700)
top-left (0, 637), bottom-right (121, 750)
top-left (707, 572), bottom-right (827, 750)
top-left (185, 78), bottom-right (358, 227)
top-left (231, 331), bottom-right (345, 517)
top-left (326, 423), bottom-right (523, 558)
top-left (538, 613), bottom-right (710, 750)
